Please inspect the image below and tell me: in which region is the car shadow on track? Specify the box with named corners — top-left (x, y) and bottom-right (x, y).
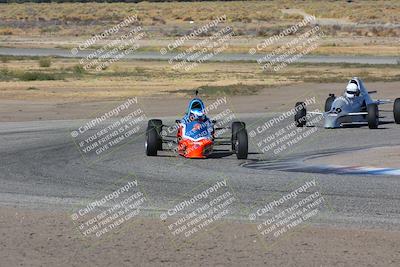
top-left (209, 150), bottom-right (260, 159)
top-left (335, 120), bottom-right (393, 129)
top-left (156, 149), bottom-right (262, 159)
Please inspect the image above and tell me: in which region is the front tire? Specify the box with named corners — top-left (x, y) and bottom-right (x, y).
top-left (295, 102), bottom-right (307, 127)
top-left (231, 121), bottom-right (246, 151)
top-left (325, 94), bottom-right (336, 112)
top-left (367, 104), bottom-right (379, 129)
top-left (393, 98), bottom-right (400, 124)
top-left (145, 126), bottom-right (159, 156)
top-left (236, 129), bottom-right (248, 159)
top-left (147, 119), bottom-right (163, 150)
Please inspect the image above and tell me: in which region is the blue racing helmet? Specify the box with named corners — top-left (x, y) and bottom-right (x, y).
top-left (187, 98), bottom-right (206, 120)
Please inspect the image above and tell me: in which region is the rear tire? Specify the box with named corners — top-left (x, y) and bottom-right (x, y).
top-left (325, 94), bottom-right (336, 112)
top-left (394, 98), bottom-right (400, 124)
top-left (145, 126), bottom-right (158, 156)
top-left (367, 104), bottom-right (379, 129)
top-left (147, 119), bottom-right (163, 150)
top-left (236, 129), bottom-right (248, 159)
top-left (231, 121), bottom-right (246, 151)
top-left (295, 102), bottom-right (307, 127)
top-left (147, 119), bottom-right (162, 128)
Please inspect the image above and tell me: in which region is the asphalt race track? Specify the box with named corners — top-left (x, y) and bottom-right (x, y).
top-left (0, 47), bottom-right (398, 65)
top-left (1, 112), bottom-right (399, 231)
top-left (242, 148), bottom-right (400, 176)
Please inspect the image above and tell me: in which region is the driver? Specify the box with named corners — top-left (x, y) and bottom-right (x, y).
top-left (183, 100), bottom-right (213, 138)
top-left (345, 83), bottom-right (360, 99)
top-left (187, 100), bottom-right (208, 122)
top-left (189, 106), bottom-right (206, 121)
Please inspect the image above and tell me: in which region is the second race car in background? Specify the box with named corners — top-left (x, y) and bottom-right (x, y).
top-left (295, 77), bottom-right (400, 129)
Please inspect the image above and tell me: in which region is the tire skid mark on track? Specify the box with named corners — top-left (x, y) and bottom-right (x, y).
top-left (242, 146), bottom-right (400, 176)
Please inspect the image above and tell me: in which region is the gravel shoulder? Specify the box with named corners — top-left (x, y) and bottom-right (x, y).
top-left (1, 206), bottom-right (399, 267)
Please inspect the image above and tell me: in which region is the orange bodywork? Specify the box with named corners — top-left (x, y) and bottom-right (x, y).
top-left (177, 139), bottom-right (214, 158)
top-left (177, 126), bottom-right (214, 158)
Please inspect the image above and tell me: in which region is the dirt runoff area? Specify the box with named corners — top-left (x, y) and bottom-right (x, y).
top-left (306, 146), bottom-right (400, 169)
top-left (1, 81), bottom-right (400, 122)
top-left (0, 206), bottom-right (399, 267)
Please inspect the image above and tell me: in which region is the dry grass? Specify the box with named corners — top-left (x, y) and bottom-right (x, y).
top-left (1, 1), bottom-right (398, 24)
top-left (298, 0), bottom-right (400, 24)
top-left (0, 1), bottom-right (398, 58)
top-left (0, 2), bottom-right (282, 24)
top-left (0, 56), bottom-right (399, 101)
top-left (0, 1), bottom-right (399, 38)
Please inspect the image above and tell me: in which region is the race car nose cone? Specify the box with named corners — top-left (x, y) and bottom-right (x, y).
top-left (324, 114), bottom-right (340, 129)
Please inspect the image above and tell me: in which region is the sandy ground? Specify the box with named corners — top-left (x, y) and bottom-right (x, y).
top-left (305, 146), bottom-right (400, 169)
top-left (0, 206), bottom-right (399, 267)
top-left (1, 81), bottom-right (400, 122)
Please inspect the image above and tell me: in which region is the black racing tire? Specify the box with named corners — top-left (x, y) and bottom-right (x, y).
top-left (145, 126), bottom-right (158, 156)
top-left (394, 98), bottom-right (400, 124)
top-left (294, 102), bottom-right (307, 127)
top-left (147, 119), bottom-right (163, 150)
top-left (236, 128), bottom-right (248, 159)
top-left (367, 104), bottom-right (379, 129)
top-left (324, 95), bottom-right (336, 112)
top-left (231, 121), bottom-right (246, 151)
top-left (147, 119), bottom-right (162, 128)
